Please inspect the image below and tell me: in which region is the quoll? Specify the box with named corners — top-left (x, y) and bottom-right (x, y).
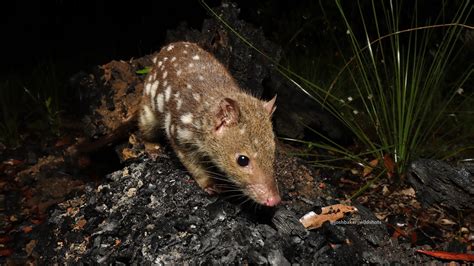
top-left (139, 42), bottom-right (280, 206)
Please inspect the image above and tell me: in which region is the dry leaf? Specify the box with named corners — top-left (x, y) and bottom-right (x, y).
top-left (121, 148), bottom-right (140, 161)
top-left (440, 218), bottom-right (456, 225)
top-left (363, 159), bottom-right (379, 177)
top-left (416, 250), bottom-right (474, 262)
top-left (22, 226), bottom-right (33, 233)
top-left (399, 187), bottom-right (416, 197)
top-left (383, 154), bottom-right (396, 177)
top-left (3, 159), bottom-right (23, 166)
top-left (73, 218), bottom-right (87, 231)
top-left (299, 204), bottom-right (358, 230)
top-left (0, 248), bottom-right (13, 256)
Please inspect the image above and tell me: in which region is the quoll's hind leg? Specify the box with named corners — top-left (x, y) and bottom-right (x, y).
top-left (175, 148), bottom-right (219, 195)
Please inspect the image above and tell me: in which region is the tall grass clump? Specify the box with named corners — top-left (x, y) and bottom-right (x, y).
top-left (319, 0), bottom-right (472, 175)
top-left (280, 1), bottom-right (473, 178)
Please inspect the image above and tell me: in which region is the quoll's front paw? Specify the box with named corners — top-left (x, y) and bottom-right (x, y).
top-left (203, 185), bottom-right (221, 196)
top-left (193, 174), bottom-right (221, 195)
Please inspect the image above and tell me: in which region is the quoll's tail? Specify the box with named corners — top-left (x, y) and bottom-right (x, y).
top-left (70, 112), bottom-right (139, 155)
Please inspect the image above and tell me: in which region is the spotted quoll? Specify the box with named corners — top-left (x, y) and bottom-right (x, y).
top-left (139, 42), bottom-right (280, 206)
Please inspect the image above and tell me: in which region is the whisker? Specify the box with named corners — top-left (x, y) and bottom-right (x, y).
top-left (252, 201), bottom-right (259, 213)
top-left (207, 176), bottom-right (229, 182)
top-left (216, 185), bottom-right (242, 192)
top-left (203, 170), bottom-right (228, 178)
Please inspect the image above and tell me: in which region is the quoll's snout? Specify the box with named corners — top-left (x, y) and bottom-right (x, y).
top-left (245, 178), bottom-right (281, 207)
top-left (264, 194), bottom-right (281, 207)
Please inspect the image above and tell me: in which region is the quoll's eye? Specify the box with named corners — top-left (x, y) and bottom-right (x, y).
top-left (237, 155), bottom-right (250, 167)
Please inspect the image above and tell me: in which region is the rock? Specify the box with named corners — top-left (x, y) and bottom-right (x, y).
top-left (408, 159), bottom-right (474, 211)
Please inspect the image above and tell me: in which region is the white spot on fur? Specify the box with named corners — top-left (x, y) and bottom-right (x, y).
top-left (186, 84), bottom-right (192, 89)
top-left (185, 44), bottom-right (189, 48)
top-left (160, 65), bottom-right (165, 71)
top-left (164, 57), bottom-right (168, 61)
top-left (198, 75), bottom-right (204, 81)
top-left (173, 63), bottom-right (178, 68)
top-left (177, 69), bottom-right (182, 76)
top-left (156, 94), bottom-right (164, 112)
top-left (164, 113), bottom-right (171, 137)
top-left (158, 61), bottom-right (162, 67)
top-left (171, 57), bottom-right (176, 62)
top-left (150, 80), bottom-right (159, 104)
top-left (148, 75), bottom-right (152, 82)
top-left (254, 139), bottom-right (259, 145)
top-left (152, 56), bottom-right (157, 64)
top-left (239, 127), bottom-right (246, 135)
top-left (165, 86), bottom-right (172, 102)
top-left (167, 45), bottom-right (174, 51)
top-left (192, 55), bottom-right (200, 60)
top-left (163, 71), bottom-right (168, 79)
top-left (163, 80), bottom-right (168, 87)
top-left (180, 113), bottom-right (193, 124)
top-left (188, 63), bottom-right (194, 68)
top-left (183, 50), bottom-right (188, 54)
top-left (193, 93), bottom-right (201, 102)
top-left (253, 152), bottom-right (258, 158)
top-left (176, 98), bottom-right (182, 110)
top-left (177, 127), bottom-right (193, 141)
top-left (144, 82), bottom-right (151, 95)
top-left (174, 92), bottom-right (180, 99)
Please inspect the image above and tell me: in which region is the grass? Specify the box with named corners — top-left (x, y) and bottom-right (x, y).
top-left (201, 0), bottom-right (473, 184)
top-left (315, 0), bottom-right (473, 175)
top-left (0, 61), bottom-right (64, 147)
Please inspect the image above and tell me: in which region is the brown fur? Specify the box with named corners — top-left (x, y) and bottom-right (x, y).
top-left (139, 42), bottom-right (280, 206)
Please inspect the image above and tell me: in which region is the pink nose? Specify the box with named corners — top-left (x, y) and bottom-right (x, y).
top-left (264, 195), bottom-right (281, 207)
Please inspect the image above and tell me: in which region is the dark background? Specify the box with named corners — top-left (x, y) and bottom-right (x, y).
top-left (0, 0), bottom-right (459, 78)
top-left (0, 1), bottom-right (222, 77)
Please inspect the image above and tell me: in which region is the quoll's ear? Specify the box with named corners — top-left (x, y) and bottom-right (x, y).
top-left (214, 98), bottom-right (240, 135)
top-left (263, 95), bottom-right (277, 116)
